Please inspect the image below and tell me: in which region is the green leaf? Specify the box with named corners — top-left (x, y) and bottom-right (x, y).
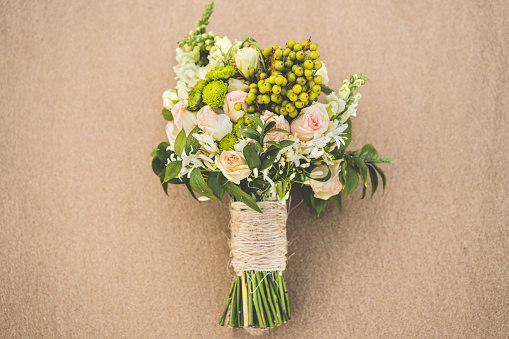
top-left (299, 185), bottom-right (315, 211)
top-left (224, 182), bottom-right (262, 213)
top-left (367, 165), bottom-right (378, 197)
top-left (314, 198), bottom-right (328, 216)
top-left (163, 161), bottom-right (182, 183)
top-left (278, 140), bottom-right (295, 148)
top-left (189, 168), bottom-right (215, 200)
top-left (333, 194), bottom-right (342, 212)
top-left (308, 165), bottom-right (332, 183)
top-left (185, 127), bottom-right (201, 155)
top-left (243, 143), bottom-right (261, 170)
top-left (174, 129), bottom-right (186, 157)
top-left (238, 126), bottom-right (261, 141)
top-left (249, 114), bottom-right (264, 128)
top-left (270, 128), bottom-right (291, 134)
top-left (361, 183), bottom-right (367, 200)
top-left (263, 121), bottom-right (276, 134)
top-left (152, 156), bottom-right (164, 177)
top-left (275, 181), bottom-right (284, 200)
top-left (344, 164), bottom-right (359, 197)
top-left (208, 172), bottom-right (227, 200)
top-left (156, 142), bottom-right (170, 161)
top-left (320, 84), bottom-right (333, 95)
top-left (360, 144), bottom-right (379, 159)
top-left (260, 148), bottom-right (280, 171)
top-left (185, 182), bottom-right (198, 200)
top-left (371, 164), bottom-right (387, 195)
top-left (161, 108), bottom-right (173, 121)
top-left (252, 142), bottom-right (263, 152)
top-left (150, 147), bottom-right (158, 157)
top-left (352, 156), bottom-right (368, 186)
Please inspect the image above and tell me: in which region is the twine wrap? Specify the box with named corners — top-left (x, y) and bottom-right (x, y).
top-left (229, 201), bottom-right (288, 273)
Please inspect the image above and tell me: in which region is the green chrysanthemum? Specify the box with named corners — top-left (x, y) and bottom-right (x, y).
top-left (218, 132), bottom-right (238, 151)
top-left (205, 65), bottom-right (236, 81)
top-left (188, 80), bottom-right (208, 111)
top-left (202, 80), bottom-right (228, 108)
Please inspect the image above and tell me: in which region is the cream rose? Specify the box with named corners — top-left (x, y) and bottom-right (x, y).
top-left (260, 110), bottom-right (290, 142)
top-left (197, 105), bottom-right (232, 141)
top-left (223, 90), bottom-right (247, 122)
top-left (162, 89), bottom-right (178, 110)
top-left (171, 100), bottom-right (197, 133)
top-left (234, 47), bottom-right (259, 78)
top-left (216, 150), bottom-right (251, 184)
top-left (165, 121), bottom-right (179, 144)
top-left (290, 103), bottom-right (330, 141)
top-left (310, 162), bottom-right (342, 200)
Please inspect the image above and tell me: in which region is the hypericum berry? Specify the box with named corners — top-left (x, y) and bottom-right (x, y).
top-left (293, 43), bottom-right (303, 51)
top-left (309, 92), bottom-right (318, 101)
top-left (297, 77), bottom-right (306, 86)
top-left (309, 43), bottom-right (318, 51)
top-left (287, 73), bottom-right (296, 83)
top-left (301, 85), bottom-right (308, 92)
top-left (285, 60), bottom-right (294, 68)
top-left (275, 75), bottom-right (284, 85)
top-left (275, 49), bottom-right (283, 59)
top-left (249, 83), bottom-right (258, 89)
top-left (289, 109), bottom-right (298, 118)
top-left (296, 51), bottom-right (305, 61)
top-left (280, 108), bottom-right (287, 115)
top-left (275, 61), bottom-right (284, 71)
top-left (272, 85), bottom-right (282, 94)
top-left (295, 100), bottom-right (304, 108)
top-left (275, 105), bottom-right (281, 114)
top-left (287, 40), bottom-right (296, 49)
top-left (309, 51), bottom-right (319, 60)
top-left (289, 51), bottom-right (296, 60)
top-left (285, 103), bottom-right (295, 112)
top-left (283, 48), bottom-right (291, 57)
top-left (292, 84), bottom-right (302, 94)
top-left (299, 92), bottom-right (308, 102)
top-left (247, 92), bottom-right (256, 101)
top-left (271, 44), bottom-right (279, 51)
top-left (314, 74), bottom-right (323, 84)
top-left (262, 47), bottom-right (271, 57)
top-left (304, 69), bottom-right (314, 77)
top-left (304, 60), bottom-right (314, 70)
top-left (247, 105), bottom-right (255, 113)
top-left (234, 102), bottom-right (243, 111)
top-left (313, 60), bottom-right (322, 70)
top-left (312, 85), bottom-right (321, 92)
top-left (288, 92), bottom-right (298, 102)
top-left (248, 68), bottom-right (255, 77)
top-left (295, 67), bottom-right (304, 76)
top-left (260, 73), bottom-right (268, 80)
top-left (271, 93), bottom-right (279, 102)
top-left (258, 80), bottom-right (264, 87)
top-left (262, 95), bottom-right (271, 104)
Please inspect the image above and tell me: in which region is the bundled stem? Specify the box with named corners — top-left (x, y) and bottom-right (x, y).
top-left (219, 271), bottom-right (290, 328)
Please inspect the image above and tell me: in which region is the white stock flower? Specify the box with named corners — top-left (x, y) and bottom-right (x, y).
top-left (163, 89), bottom-right (179, 110)
top-left (325, 92), bottom-right (346, 119)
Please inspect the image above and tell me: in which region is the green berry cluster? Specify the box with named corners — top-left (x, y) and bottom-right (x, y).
top-left (177, 2), bottom-right (217, 66)
top-left (243, 39), bottom-right (324, 119)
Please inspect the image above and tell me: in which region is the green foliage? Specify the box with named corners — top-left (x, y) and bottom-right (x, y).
top-left (189, 168), bottom-right (215, 200)
top-left (208, 172), bottom-right (227, 200)
top-left (174, 129), bottom-right (186, 157)
top-left (202, 80), bottom-right (228, 108)
top-left (161, 108), bottom-right (173, 121)
top-left (224, 182), bottom-right (261, 213)
top-left (185, 126), bottom-right (201, 155)
top-left (164, 161), bottom-right (182, 183)
top-left (187, 80), bottom-right (208, 111)
top-left (206, 65), bottom-right (236, 81)
top-left (243, 143), bottom-right (261, 170)
top-left (219, 132), bottom-right (238, 151)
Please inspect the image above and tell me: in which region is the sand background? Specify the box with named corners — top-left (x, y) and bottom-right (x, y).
top-left (1, 0), bottom-right (508, 337)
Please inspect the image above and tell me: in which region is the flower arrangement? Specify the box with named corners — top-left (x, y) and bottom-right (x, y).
top-left (151, 2), bottom-right (395, 329)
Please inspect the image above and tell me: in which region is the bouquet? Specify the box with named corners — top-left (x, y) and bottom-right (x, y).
top-left (151, 2), bottom-right (395, 329)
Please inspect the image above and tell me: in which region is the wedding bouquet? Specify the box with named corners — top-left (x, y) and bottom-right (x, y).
top-left (151, 2), bottom-right (395, 329)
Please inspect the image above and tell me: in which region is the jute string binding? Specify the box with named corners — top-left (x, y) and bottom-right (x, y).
top-left (229, 201), bottom-right (288, 273)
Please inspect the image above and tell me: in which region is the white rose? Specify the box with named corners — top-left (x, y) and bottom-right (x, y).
top-left (162, 89), bottom-right (179, 110)
top-left (315, 63), bottom-right (329, 86)
top-left (223, 90), bottom-right (247, 122)
top-left (228, 78), bottom-right (250, 92)
top-left (171, 100), bottom-right (197, 133)
top-left (215, 36), bottom-right (233, 56)
top-left (234, 47), bottom-right (259, 78)
top-left (216, 150), bottom-right (251, 184)
top-left (197, 105), bottom-right (232, 140)
top-left (310, 162), bottom-right (342, 200)
top-left (325, 92), bottom-right (346, 119)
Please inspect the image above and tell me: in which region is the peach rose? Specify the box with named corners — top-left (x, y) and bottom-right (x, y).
top-left (165, 121), bottom-right (179, 144)
top-left (197, 105), bottom-right (232, 141)
top-left (223, 90), bottom-right (247, 122)
top-left (216, 150), bottom-right (251, 184)
top-left (260, 110), bottom-right (290, 142)
top-left (290, 103), bottom-right (329, 141)
top-left (310, 162), bottom-right (342, 200)
top-left (171, 100), bottom-right (197, 134)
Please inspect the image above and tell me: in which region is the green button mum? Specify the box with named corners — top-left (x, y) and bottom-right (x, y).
top-left (202, 80), bottom-right (228, 108)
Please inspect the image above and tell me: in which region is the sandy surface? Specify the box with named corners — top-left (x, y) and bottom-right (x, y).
top-left (1, 1), bottom-right (508, 337)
